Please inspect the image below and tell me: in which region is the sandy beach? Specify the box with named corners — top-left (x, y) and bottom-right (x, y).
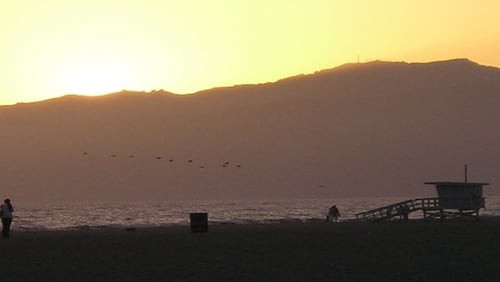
top-left (1, 219), bottom-right (500, 282)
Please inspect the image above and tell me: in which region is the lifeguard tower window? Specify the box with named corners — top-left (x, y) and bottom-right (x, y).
top-left (424, 182), bottom-right (489, 210)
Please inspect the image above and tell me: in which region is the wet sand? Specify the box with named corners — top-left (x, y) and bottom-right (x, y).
top-left (1, 219), bottom-right (500, 281)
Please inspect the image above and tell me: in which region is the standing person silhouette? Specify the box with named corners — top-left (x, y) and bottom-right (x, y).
top-left (1, 198), bottom-right (14, 238)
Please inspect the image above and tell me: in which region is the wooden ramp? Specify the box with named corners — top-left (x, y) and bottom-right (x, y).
top-left (355, 198), bottom-right (440, 222)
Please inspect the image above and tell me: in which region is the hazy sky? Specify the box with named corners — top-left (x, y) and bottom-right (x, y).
top-left (1, 0), bottom-right (499, 105)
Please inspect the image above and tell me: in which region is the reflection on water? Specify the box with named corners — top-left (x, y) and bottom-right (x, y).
top-left (12, 196), bottom-right (500, 231)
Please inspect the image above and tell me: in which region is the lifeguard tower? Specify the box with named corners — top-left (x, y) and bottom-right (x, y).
top-left (422, 181), bottom-right (488, 220)
top-left (356, 166), bottom-right (489, 222)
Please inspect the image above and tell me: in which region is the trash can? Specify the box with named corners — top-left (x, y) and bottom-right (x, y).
top-left (190, 213), bottom-right (208, 233)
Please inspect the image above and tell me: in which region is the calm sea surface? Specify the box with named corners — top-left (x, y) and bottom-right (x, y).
top-left (10, 196), bottom-right (500, 231)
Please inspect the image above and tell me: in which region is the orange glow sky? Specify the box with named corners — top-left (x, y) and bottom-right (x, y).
top-left (1, 0), bottom-right (500, 105)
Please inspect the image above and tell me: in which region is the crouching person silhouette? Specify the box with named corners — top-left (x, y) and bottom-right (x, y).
top-left (325, 205), bottom-right (340, 222)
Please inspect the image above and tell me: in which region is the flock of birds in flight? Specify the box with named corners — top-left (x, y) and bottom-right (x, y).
top-left (81, 152), bottom-right (328, 188)
top-left (81, 152), bottom-right (242, 169)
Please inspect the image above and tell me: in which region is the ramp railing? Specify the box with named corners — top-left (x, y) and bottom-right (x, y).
top-left (355, 198), bottom-right (440, 222)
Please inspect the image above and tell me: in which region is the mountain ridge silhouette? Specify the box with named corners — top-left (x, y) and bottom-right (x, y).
top-left (4, 58), bottom-right (497, 108)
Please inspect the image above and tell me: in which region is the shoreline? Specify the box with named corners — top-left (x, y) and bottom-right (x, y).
top-left (9, 213), bottom-right (500, 233)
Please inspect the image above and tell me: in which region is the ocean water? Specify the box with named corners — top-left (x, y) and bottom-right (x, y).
top-left (10, 196), bottom-right (500, 231)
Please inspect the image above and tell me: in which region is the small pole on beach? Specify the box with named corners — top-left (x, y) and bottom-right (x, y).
top-left (464, 164), bottom-right (468, 183)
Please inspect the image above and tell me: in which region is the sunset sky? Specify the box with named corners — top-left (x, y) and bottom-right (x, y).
top-left (1, 0), bottom-right (499, 105)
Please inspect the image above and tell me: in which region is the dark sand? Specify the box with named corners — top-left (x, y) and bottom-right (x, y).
top-left (2, 219), bottom-right (500, 282)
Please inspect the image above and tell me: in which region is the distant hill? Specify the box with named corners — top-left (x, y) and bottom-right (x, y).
top-left (1, 58), bottom-right (499, 203)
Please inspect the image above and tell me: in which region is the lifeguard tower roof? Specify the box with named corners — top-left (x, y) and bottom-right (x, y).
top-left (424, 182), bottom-right (490, 186)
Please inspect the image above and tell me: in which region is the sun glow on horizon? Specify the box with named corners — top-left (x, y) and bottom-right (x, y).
top-left (51, 52), bottom-right (137, 95)
top-left (1, 0), bottom-right (500, 105)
